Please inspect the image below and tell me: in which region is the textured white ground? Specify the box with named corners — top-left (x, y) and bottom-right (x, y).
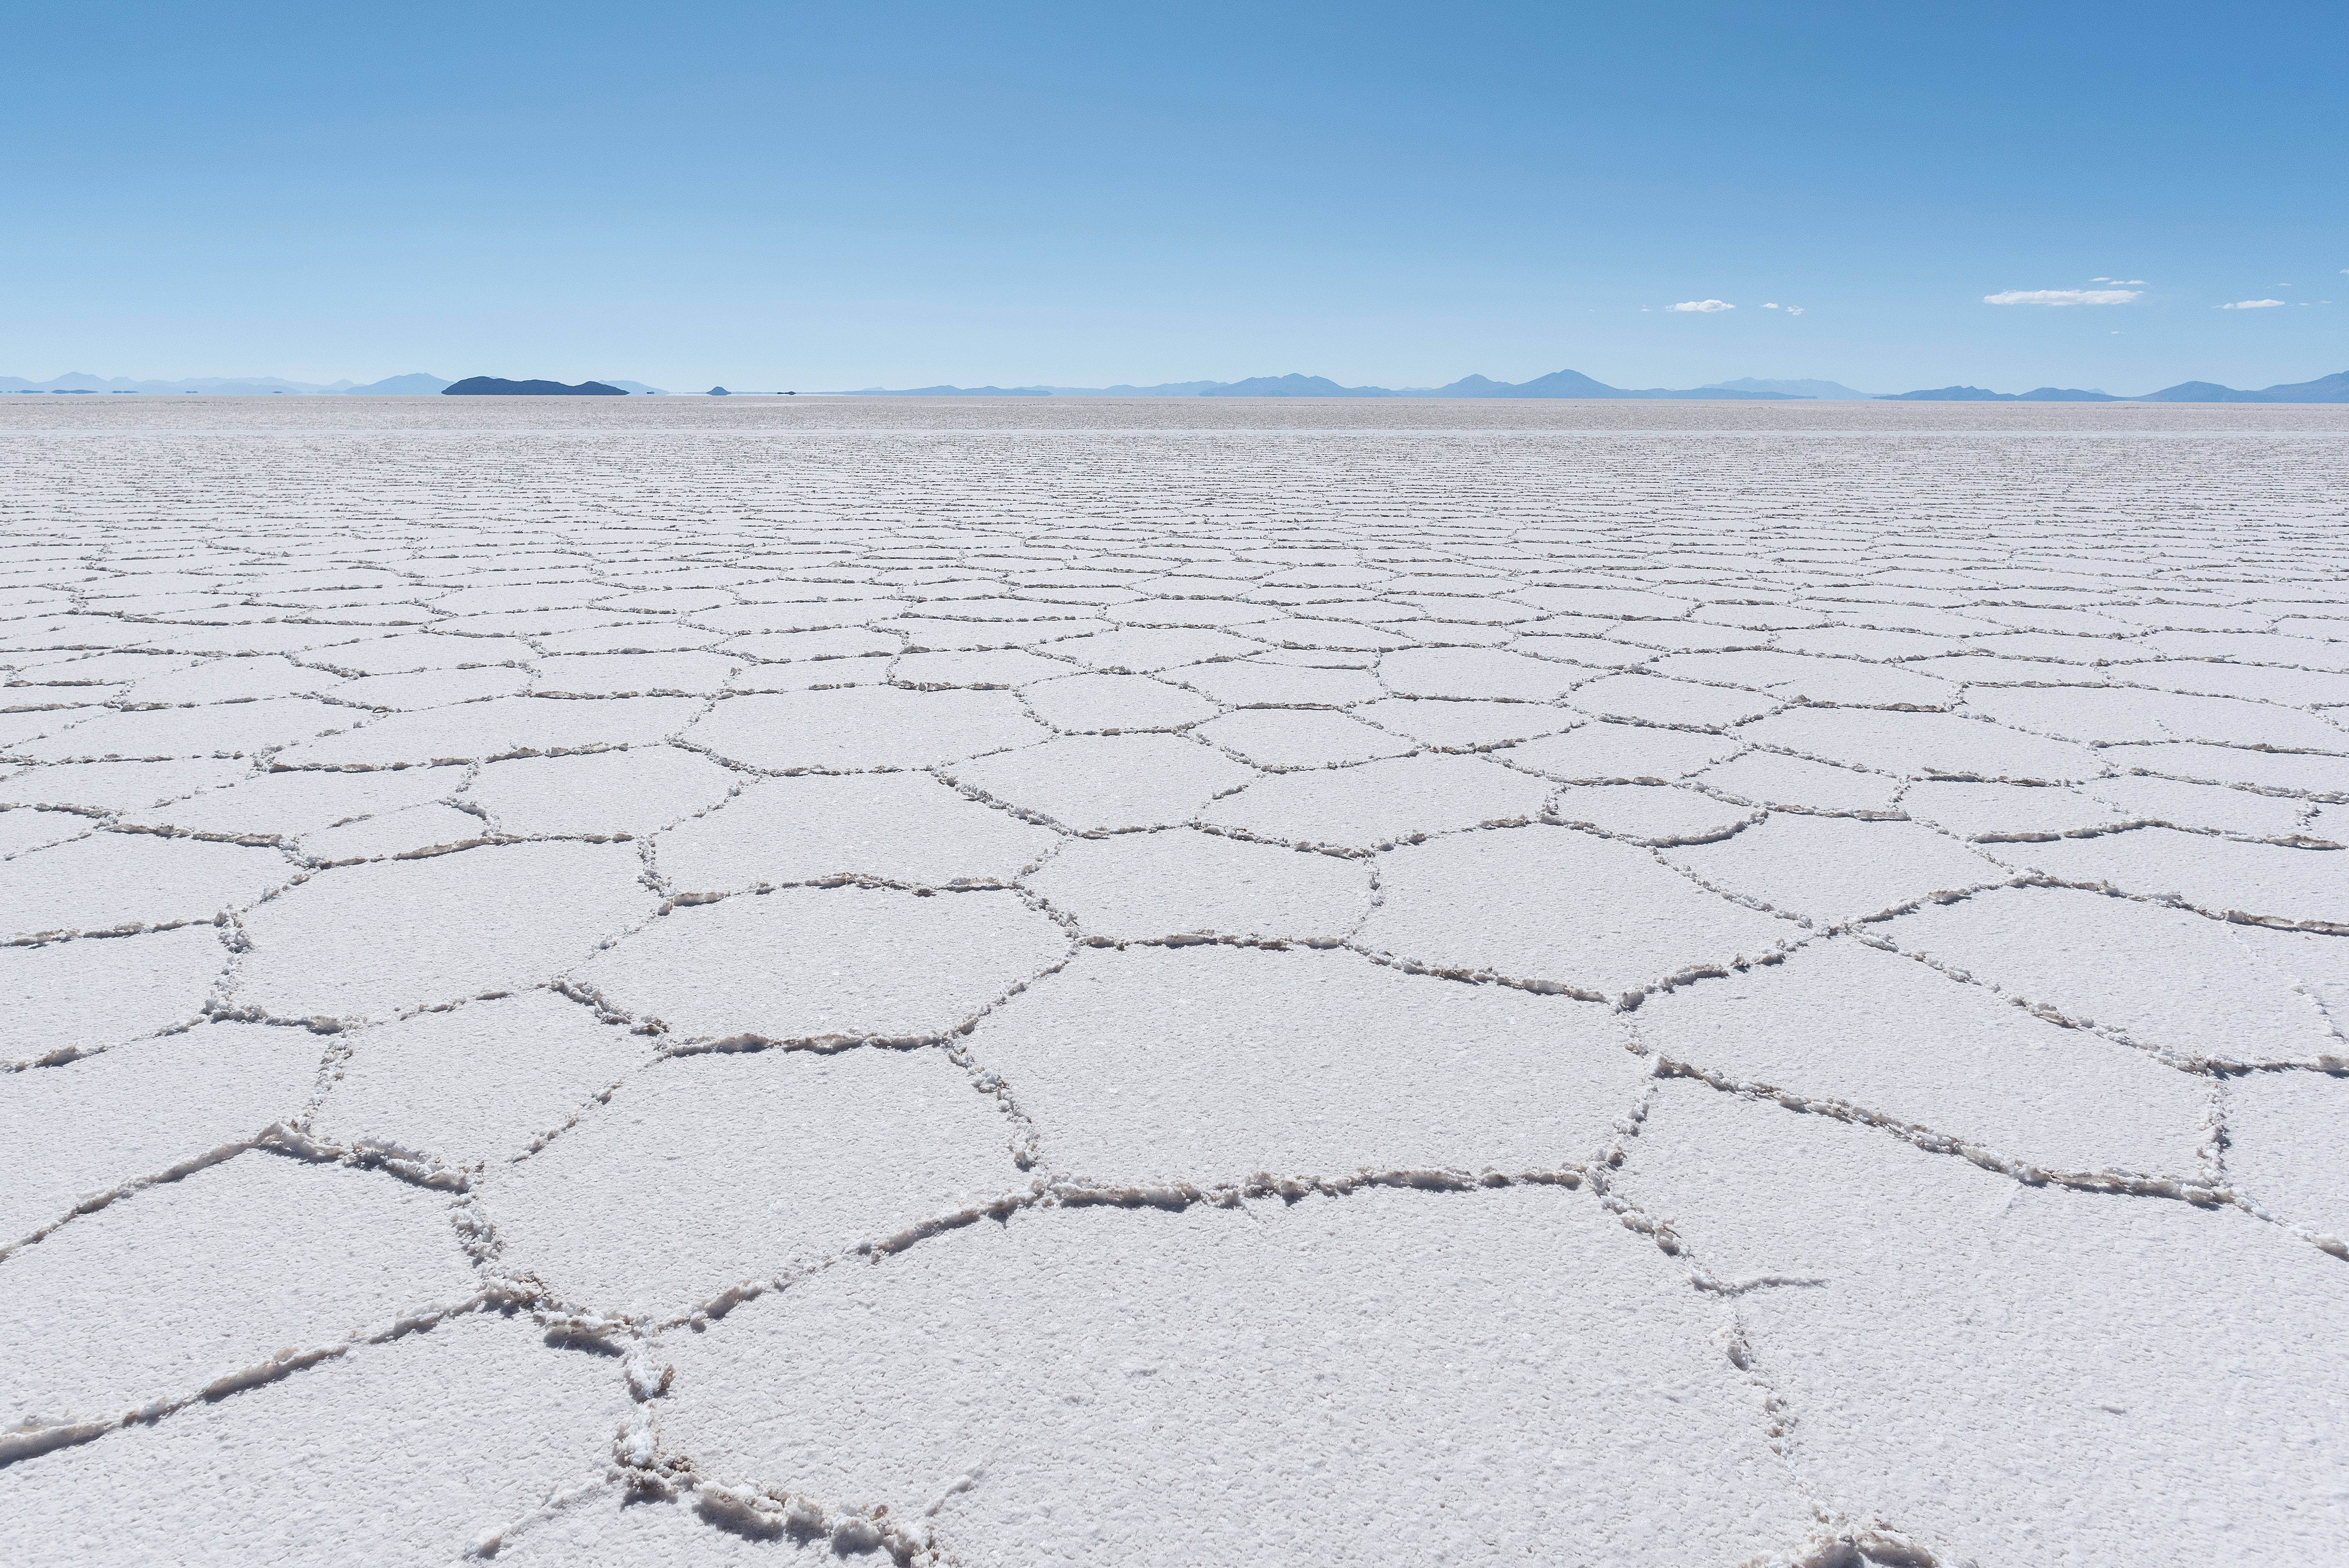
top-left (3, 397), bottom-right (2347, 1567)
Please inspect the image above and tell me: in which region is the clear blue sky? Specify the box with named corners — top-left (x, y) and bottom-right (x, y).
top-left (6, 1), bottom-right (2343, 393)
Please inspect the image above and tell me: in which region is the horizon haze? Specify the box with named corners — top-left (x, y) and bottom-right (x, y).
top-left (9, 365), bottom-right (2349, 403)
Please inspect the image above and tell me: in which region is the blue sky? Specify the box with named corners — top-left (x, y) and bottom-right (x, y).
top-left (6, 1), bottom-right (2343, 392)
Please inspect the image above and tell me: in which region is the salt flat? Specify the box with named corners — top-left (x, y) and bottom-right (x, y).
top-left (3, 396), bottom-right (2346, 1566)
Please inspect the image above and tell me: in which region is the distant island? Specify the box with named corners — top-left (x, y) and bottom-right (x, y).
top-left (835, 367), bottom-right (2349, 403)
top-left (443, 376), bottom-right (627, 396)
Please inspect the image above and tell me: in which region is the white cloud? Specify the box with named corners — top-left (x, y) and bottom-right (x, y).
top-left (1984, 289), bottom-right (2140, 306)
top-left (1666, 299), bottom-right (1734, 313)
top-left (1786, 306), bottom-right (1805, 315)
top-left (1761, 302), bottom-right (1779, 308)
top-left (2091, 277), bottom-right (2148, 285)
top-left (2218, 299), bottom-right (2286, 309)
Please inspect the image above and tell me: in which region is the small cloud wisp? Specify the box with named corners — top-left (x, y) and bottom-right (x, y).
top-left (1985, 289), bottom-right (2141, 306)
top-left (1666, 299), bottom-right (1735, 313)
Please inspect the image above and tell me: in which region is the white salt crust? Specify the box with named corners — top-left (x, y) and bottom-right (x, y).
top-left (1616, 1081), bottom-right (2349, 1566)
top-left (4, 397), bottom-right (2347, 1568)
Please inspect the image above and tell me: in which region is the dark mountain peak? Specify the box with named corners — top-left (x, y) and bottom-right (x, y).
top-left (442, 376), bottom-right (627, 396)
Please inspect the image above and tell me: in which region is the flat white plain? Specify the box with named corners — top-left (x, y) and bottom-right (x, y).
top-left (2, 396), bottom-right (2347, 1567)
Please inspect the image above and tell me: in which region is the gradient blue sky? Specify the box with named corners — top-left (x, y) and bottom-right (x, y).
top-left (7, 1), bottom-right (2344, 393)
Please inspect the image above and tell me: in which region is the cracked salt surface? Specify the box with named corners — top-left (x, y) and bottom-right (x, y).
top-left (661, 1186), bottom-right (1814, 1566)
top-left (484, 1045), bottom-right (1020, 1319)
top-left (4, 397), bottom-right (2348, 1567)
top-left (966, 943), bottom-right (1643, 1183)
top-left (1616, 1081), bottom-right (2349, 1563)
top-left (573, 883), bottom-right (1067, 1050)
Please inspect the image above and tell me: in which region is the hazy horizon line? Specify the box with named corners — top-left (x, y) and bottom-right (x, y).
top-left (9, 363), bottom-right (2347, 402)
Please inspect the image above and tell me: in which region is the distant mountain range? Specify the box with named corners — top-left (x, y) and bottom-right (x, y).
top-left (10, 366), bottom-right (2345, 403)
top-left (1883, 371), bottom-right (2349, 403)
top-left (845, 369), bottom-right (1803, 400)
top-left (1703, 377), bottom-right (1878, 400)
top-left (839, 368), bottom-right (2349, 402)
top-left (836, 368), bottom-right (2349, 404)
top-left (849, 381), bottom-right (1239, 397)
top-left (1880, 385), bottom-right (2111, 402)
top-left (0, 372), bottom-right (667, 395)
